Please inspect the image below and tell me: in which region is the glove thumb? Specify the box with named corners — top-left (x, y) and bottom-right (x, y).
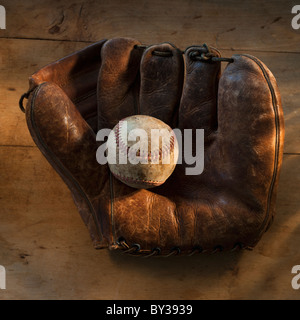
top-left (26, 82), bottom-right (108, 247)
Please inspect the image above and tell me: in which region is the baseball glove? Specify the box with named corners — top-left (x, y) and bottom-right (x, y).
top-left (20, 38), bottom-right (284, 256)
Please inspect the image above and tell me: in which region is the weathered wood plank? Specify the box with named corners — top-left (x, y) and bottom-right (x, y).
top-left (1, 0), bottom-right (299, 52)
top-left (0, 38), bottom-right (299, 152)
top-left (0, 146), bottom-right (299, 299)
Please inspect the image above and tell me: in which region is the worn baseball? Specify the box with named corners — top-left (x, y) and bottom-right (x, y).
top-left (107, 115), bottom-right (179, 189)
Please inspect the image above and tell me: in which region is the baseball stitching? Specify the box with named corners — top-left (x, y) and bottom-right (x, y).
top-left (114, 118), bottom-right (176, 164)
top-left (112, 171), bottom-right (165, 186)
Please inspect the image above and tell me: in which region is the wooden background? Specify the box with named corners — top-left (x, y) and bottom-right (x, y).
top-left (0, 0), bottom-right (300, 300)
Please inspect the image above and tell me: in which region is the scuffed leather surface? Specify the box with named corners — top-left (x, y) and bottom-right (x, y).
top-left (29, 40), bottom-right (107, 133)
top-left (24, 38), bottom-right (284, 255)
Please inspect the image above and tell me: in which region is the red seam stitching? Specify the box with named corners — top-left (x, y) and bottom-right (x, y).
top-left (112, 171), bottom-right (164, 185)
top-left (114, 119), bottom-right (176, 163)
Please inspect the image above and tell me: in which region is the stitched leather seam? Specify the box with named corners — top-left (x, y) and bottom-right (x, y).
top-left (239, 54), bottom-right (280, 235)
top-left (29, 83), bottom-right (103, 242)
top-left (117, 238), bottom-right (247, 255)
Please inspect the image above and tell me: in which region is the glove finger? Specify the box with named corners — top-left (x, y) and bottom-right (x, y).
top-left (218, 54), bottom-right (284, 148)
top-left (178, 45), bottom-right (221, 134)
top-left (139, 43), bottom-right (184, 127)
top-left (217, 55), bottom-right (284, 232)
top-left (97, 37), bottom-right (143, 130)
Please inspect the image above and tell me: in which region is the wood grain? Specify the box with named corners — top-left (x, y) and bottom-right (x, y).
top-left (1, 0), bottom-right (299, 52)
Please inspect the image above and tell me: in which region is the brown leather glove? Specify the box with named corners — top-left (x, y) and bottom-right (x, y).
top-left (21, 37), bottom-right (284, 256)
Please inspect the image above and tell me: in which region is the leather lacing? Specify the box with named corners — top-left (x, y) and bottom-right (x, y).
top-left (117, 237), bottom-right (245, 257)
top-left (134, 43), bottom-right (234, 63)
top-left (19, 86), bottom-right (36, 113)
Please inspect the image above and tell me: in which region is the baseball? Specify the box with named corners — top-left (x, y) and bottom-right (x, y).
top-left (107, 115), bottom-right (179, 189)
